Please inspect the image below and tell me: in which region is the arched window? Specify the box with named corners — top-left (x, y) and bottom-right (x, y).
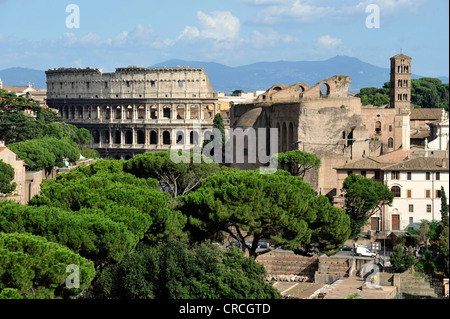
top-left (391, 186), bottom-right (401, 198)
top-left (150, 131), bottom-right (157, 145)
top-left (388, 137), bottom-right (394, 148)
top-left (375, 121), bottom-right (382, 135)
top-left (137, 130), bottom-right (145, 144)
top-left (190, 131), bottom-right (199, 145)
top-left (125, 131), bottom-right (133, 145)
top-left (320, 83), bottom-right (330, 98)
top-left (138, 106), bottom-right (145, 119)
top-left (163, 131), bottom-right (171, 145)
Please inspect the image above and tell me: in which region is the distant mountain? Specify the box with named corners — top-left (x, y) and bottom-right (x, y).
top-left (152, 56), bottom-right (449, 93)
top-left (1, 56), bottom-right (448, 93)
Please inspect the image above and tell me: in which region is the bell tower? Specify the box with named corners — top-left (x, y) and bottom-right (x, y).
top-left (390, 53), bottom-right (412, 111)
top-left (390, 53), bottom-right (412, 150)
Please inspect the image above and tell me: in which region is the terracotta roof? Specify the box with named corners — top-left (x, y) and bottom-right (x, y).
top-left (410, 127), bottom-right (431, 139)
top-left (334, 157), bottom-right (393, 170)
top-left (410, 108), bottom-right (442, 120)
top-left (391, 53), bottom-right (412, 60)
top-left (382, 157), bottom-right (449, 171)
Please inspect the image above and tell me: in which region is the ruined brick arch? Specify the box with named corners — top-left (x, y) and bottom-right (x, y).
top-left (319, 82), bottom-right (331, 97)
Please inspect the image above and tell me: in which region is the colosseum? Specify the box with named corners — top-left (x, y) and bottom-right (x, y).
top-left (45, 66), bottom-right (220, 160)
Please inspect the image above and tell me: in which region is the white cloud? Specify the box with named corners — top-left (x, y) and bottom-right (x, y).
top-left (314, 35), bottom-right (342, 49)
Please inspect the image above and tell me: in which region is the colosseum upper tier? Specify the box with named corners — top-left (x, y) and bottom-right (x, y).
top-left (45, 66), bottom-right (220, 160)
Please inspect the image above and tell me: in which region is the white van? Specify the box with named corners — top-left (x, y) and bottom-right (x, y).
top-left (355, 246), bottom-right (377, 257)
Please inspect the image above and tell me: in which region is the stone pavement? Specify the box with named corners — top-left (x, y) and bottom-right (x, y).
top-left (319, 276), bottom-right (397, 299)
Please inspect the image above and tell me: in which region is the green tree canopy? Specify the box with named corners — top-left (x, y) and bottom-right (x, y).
top-left (0, 232), bottom-right (95, 299)
top-left (85, 239), bottom-right (281, 299)
top-left (8, 138), bottom-right (80, 171)
top-left (389, 245), bottom-right (415, 273)
top-left (356, 78), bottom-right (449, 111)
top-left (123, 151), bottom-right (219, 197)
top-left (0, 160), bottom-right (16, 194)
top-left (0, 200), bottom-right (137, 264)
top-left (342, 174), bottom-right (393, 237)
top-left (29, 161), bottom-right (187, 244)
top-left (182, 169), bottom-right (351, 257)
top-left (271, 150), bottom-right (321, 177)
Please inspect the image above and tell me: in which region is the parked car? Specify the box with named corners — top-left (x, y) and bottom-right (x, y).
top-left (340, 245), bottom-right (353, 251)
top-left (226, 241), bottom-right (252, 249)
top-left (355, 246), bottom-right (377, 257)
top-left (257, 241), bottom-right (273, 249)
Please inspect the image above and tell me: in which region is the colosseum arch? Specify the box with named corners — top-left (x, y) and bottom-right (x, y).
top-left (163, 131), bottom-right (171, 145)
top-left (190, 131), bottom-right (199, 145)
top-left (115, 106), bottom-right (122, 120)
top-left (137, 105), bottom-right (145, 119)
top-left (126, 106), bottom-right (133, 120)
top-left (150, 131), bottom-right (158, 145)
top-left (114, 130), bottom-right (121, 144)
top-left (125, 130), bottom-right (133, 144)
top-left (136, 130), bottom-right (145, 144)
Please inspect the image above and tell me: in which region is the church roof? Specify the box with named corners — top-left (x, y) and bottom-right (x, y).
top-left (391, 53), bottom-right (412, 60)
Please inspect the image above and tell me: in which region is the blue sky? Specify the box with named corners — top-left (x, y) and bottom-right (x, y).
top-left (0, 0), bottom-right (448, 77)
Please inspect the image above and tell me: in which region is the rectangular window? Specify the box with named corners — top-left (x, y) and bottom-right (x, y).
top-left (427, 205), bottom-right (432, 213)
top-left (389, 125), bottom-right (393, 132)
top-left (86, 82), bottom-right (90, 89)
top-left (347, 171), bottom-right (352, 176)
top-left (436, 172), bottom-right (440, 180)
top-left (407, 172), bottom-right (412, 180)
top-left (426, 172), bottom-right (431, 180)
top-left (361, 171), bottom-right (366, 178)
top-left (426, 190), bottom-right (431, 198)
top-left (374, 171), bottom-right (380, 180)
top-left (105, 81), bottom-right (108, 89)
top-left (409, 204), bottom-right (414, 213)
top-left (436, 189), bottom-right (442, 198)
top-left (151, 81), bottom-right (156, 87)
top-left (391, 171), bottom-right (400, 180)
top-left (126, 81), bottom-right (131, 88)
top-left (407, 189), bottom-right (412, 198)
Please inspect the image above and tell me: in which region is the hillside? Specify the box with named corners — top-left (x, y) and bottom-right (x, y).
top-left (1, 56), bottom-right (448, 93)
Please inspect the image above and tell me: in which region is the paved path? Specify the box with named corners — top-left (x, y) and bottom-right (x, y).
top-left (320, 276), bottom-right (396, 299)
